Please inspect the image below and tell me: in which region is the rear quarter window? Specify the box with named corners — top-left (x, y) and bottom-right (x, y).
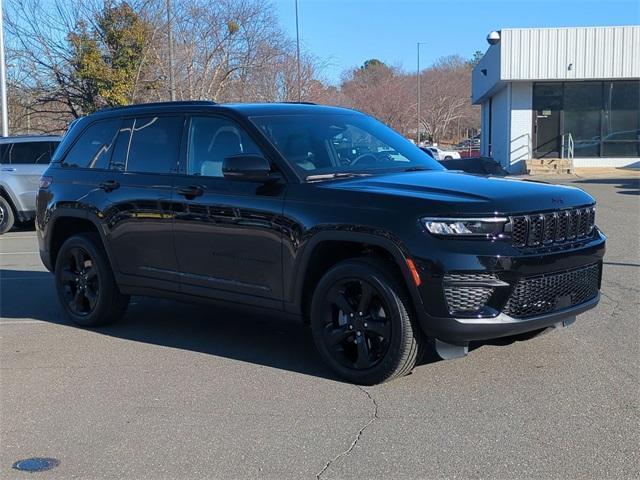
top-left (62, 119), bottom-right (121, 168)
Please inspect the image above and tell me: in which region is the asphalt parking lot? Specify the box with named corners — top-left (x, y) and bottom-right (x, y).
top-left (1, 175), bottom-right (639, 479)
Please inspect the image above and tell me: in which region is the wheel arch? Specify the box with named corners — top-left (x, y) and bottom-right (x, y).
top-left (289, 231), bottom-right (424, 321)
top-left (0, 185), bottom-right (18, 217)
top-left (46, 210), bottom-right (116, 273)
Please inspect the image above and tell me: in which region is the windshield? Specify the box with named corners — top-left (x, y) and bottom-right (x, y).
top-left (250, 113), bottom-right (444, 179)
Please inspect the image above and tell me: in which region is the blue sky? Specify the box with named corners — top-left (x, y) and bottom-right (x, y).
top-left (274, 0), bottom-right (640, 84)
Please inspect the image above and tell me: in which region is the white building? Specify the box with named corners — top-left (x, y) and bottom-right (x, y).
top-left (472, 26), bottom-right (640, 172)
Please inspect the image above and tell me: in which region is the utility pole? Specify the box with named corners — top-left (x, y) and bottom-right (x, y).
top-left (166, 0), bottom-right (176, 101)
top-left (416, 42), bottom-right (426, 145)
top-left (0, 0), bottom-right (9, 136)
top-left (295, 0), bottom-right (301, 102)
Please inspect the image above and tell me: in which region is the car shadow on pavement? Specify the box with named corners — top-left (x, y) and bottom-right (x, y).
top-left (2, 268), bottom-right (536, 381)
top-left (0, 268), bottom-right (342, 381)
top-left (573, 177), bottom-right (639, 195)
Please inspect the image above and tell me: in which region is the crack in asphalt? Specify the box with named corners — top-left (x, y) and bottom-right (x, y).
top-left (316, 386), bottom-right (379, 479)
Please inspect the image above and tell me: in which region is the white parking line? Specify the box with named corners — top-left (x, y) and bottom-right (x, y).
top-left (0, 320), bottom-right (48, 325)
top-left (0, 252), bottom-right (39, 255)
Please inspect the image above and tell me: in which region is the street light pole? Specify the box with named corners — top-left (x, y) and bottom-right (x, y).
top-left (166, 0), bottom-right (176, 101)
top-left (0, 0), bottom-right (9, 136)
top-left (416, 42), bottom-right (426, 145)
top-left (295, 0), bottom-right (301, 102)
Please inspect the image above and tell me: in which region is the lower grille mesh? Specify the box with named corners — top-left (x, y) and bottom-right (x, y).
top-left (444, 286), bottom-right (493, 314)
top-left (503, 263), bottom-right (600, 318)
top-left (443, 273), bottom-right (497, 314)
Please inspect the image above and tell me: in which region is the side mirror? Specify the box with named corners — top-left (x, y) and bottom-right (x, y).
top-left (222, 154), bottom-right (280, 182)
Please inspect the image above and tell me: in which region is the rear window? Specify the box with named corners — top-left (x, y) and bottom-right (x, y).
top-left (0, 141), bottom-right (59, 164)
top-left (62, 119), bottom-right (121, 168)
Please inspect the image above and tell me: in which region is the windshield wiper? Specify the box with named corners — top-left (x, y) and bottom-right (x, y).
top-left (402, 166), bottom-right (430, 172)
top-left (305, 172), bottom-right (371, 182)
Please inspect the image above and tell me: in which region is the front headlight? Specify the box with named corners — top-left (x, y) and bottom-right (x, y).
top-left (420, 217), bottom-right (509, 238)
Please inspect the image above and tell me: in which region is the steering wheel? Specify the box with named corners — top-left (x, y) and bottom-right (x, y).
top-left (350, 153), bottom-right (381, 166)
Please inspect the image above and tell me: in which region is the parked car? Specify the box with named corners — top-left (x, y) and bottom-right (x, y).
top-left (418, 146), bottom-right (436, 158)
top-left (0, 135), bottom-right (61, 234)
top-left (423, 146), bottom-right (461, 160)
top-left (438, 156), bottom-right (509, 176)
top-left (37, 101), bottom-right (605, 384)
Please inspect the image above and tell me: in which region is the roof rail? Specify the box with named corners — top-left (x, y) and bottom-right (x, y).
top-left (100, 100), bottom-right (217, 112)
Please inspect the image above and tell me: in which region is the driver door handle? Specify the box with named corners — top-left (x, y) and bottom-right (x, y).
top-left (176, 185), bottom-right (204, 198)
top-left (99, 180), bottom-right (120, 192)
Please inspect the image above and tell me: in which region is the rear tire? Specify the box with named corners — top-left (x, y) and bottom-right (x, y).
top-left (0, 196), bottom-right (15, 235)
top-left (54, 233), bottom-right (129, 326)
top-left (310, 258), bottom-right (423, 385)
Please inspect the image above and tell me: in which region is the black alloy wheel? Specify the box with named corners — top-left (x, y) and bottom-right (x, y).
top-left (59, 246), bottom-right (99, 316)
top-left (310, 258), bottom-right (424, 385)
top-left (54, 233), bottom-right (130, 326)
top-left (321, 278), bottom-right (392, 370)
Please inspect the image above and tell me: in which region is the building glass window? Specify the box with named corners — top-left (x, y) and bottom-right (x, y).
top-left (563, 83), bottom-right (602, 157)
top-left (602, 81), bottom-right (640, 157)
top-left (533, 80), bottom-right (640, 158)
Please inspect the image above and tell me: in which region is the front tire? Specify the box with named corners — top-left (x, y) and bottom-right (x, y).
top-left (0, 196), bottom-right (15, 234)
top-left (54, 233), bottom-right (130, 326)
top-left (310, 258), bottom-right (423, 385)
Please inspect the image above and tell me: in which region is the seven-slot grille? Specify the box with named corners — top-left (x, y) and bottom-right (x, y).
top-left (510, 206), bottom-right (596, 248)
top-left (502, 263), bottom-right (601, 318)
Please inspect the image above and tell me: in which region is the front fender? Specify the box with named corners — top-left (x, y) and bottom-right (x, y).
top-left (284, 227), bottom-right (425, 316)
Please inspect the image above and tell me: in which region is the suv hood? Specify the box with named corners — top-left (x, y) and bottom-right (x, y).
top-left (322, 170), bottom-right (594, 214)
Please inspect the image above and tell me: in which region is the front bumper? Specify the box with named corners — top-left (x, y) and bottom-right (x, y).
top-left (410, 231), bottom-right (606, 343)
top-left (426, 294), bottom-right (599, 343)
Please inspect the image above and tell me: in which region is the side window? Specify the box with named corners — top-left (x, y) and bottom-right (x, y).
top-left (125, 116), bottom-right (182, 174)
top-left (187, 116), bottom-right (261, 177)
top-left (63, 119), bottom-right (121, 168)
top-left (108, 119), bottom-right (134, 172)
top-left (0, 144), bottom-right (8, 163)
top-left (9, 141), bottom-right (52, 164)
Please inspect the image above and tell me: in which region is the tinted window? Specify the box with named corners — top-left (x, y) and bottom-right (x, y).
top-left (63, 119), bottom-right (120, 168)
top-left (251, 114), bottom-right (443, 177)
top-left (7, 141), bottom-right (58, 164)
top-left (564, 82), bottom-right (602, 157)
top-left (125, 116), bottom-right (182, 174)
top-left (187, 116), bottom-right (261, 177)
top-left (108, 120), bottom-right (134, 172)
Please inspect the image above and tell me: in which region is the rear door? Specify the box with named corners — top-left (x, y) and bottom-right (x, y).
top-left (172, 115), bottom-right (286, 308)
top-left (100, 115), bottom-right (184, 290)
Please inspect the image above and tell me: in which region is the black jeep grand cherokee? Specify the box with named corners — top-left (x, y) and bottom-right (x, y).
top-left (37, 101), bottom-right (605, 384)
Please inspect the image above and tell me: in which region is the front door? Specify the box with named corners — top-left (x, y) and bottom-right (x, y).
top-left (533, 83), bottom-right (562, 158)
top-left (172, 115), bottom-right (285, 309)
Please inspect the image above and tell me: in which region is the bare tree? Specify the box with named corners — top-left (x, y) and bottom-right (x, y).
top-left (340, 60), bottom-right (414, 136)
top-left (417, 55), bottom-right (476, 144)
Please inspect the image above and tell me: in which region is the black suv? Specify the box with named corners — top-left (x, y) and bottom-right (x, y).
top-left (37, 101), bottom-right (605, 384)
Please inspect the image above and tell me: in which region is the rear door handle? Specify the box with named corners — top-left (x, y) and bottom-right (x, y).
top-left (176, 185), bottom-right (204, 198)
top-left (1, 167), bottom-right (16, 172)
top-left (99, 180), bottom-right (120, 192)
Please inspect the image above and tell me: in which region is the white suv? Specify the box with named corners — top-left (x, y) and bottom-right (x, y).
top-left (0, 135), bottom-right (61, 234)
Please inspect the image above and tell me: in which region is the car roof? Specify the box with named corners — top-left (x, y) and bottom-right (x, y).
top-left (87, 101), bottom-right (360, 121)
top-left (0, 135), bottom-right (62, 144)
